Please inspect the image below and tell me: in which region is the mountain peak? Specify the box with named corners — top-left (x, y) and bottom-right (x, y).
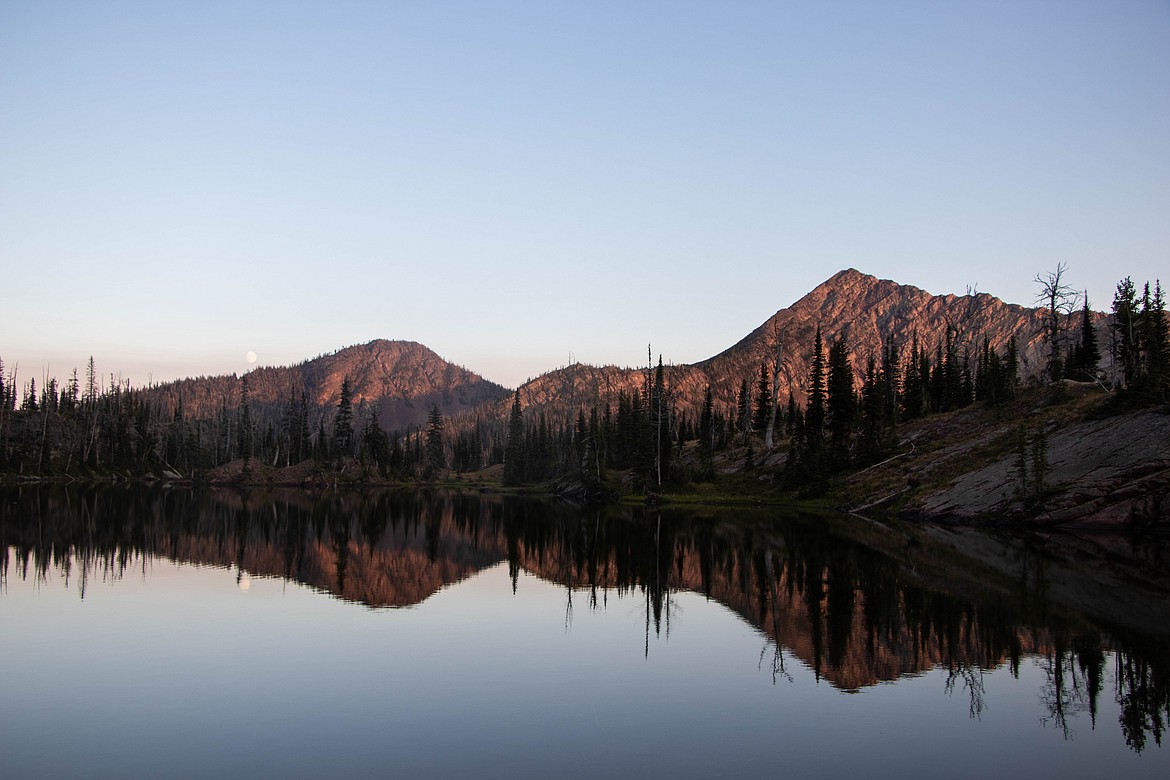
top-left (826, 267), bottom-right (869, 283)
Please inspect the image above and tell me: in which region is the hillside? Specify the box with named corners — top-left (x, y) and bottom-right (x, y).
top-left (504, 268), bottom-right (1105, 425)
top-left (141, 269), bottom-right (1103, 433)
top-left (149, 339), bottom-right (510, 432)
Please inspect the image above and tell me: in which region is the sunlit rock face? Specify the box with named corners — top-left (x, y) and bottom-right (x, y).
top-left (506, 268), bottom-right (1097, 422)
top-left (147, 339), bottom-right (511, 431)
top-left (144, 269), bottom-right (1103, 433)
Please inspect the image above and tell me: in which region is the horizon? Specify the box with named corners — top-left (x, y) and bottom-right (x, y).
top-left (3, 2), bottom-right (1167, 389)
top-left (0, 265), bottom-right (1121, 393)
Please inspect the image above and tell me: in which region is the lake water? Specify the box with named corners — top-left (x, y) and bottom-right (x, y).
top-left (2, 487), bottom-right (1168, 778)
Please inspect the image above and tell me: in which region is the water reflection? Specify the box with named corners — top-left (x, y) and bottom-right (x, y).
top-left (2, 486), bottom-right (1168, 755)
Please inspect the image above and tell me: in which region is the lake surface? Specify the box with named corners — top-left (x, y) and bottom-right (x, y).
top-left (2, 487), bottom-right (1168, 778)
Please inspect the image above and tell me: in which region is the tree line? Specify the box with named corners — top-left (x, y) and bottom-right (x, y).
top-left (2, 273), bottom-right (1163, 485)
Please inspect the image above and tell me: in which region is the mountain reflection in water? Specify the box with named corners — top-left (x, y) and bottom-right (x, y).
top-left (2, 486), bottom-right (1169, 762)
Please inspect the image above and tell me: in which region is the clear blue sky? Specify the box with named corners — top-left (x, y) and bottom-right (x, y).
top-left (2, 0), bottom-right (1167, 389)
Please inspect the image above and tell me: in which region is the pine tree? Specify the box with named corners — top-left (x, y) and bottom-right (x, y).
top-left (333, 376), bottom-right (354, 459)
top-left (1067, 295), bottom-right (1101, 381)
top-left (298, 393), bottom-right (311, 463)
top-left (753, 362), bottom-right (772, 436)
top-left (826, 335), bottom-right (855, 466)
top-left (237, 374), bottom-right (253, 465)
top-left (504, 390), bottom-right (525, 486)
top-left (881, 337), bottom-right (899, 430)
top-left (1005, 337), bottom-right (1019, 398)
top-left (805, 325), bottom-right (826, 450)
top-left (785, 391), bottom-right (798, 437)
top-left (1113, 277), bottom-right (1140, 388)
top-left (698, 385), bottom-right (715, 477)
top-left (737, 377), bottom-right (751, 444)
top-left (1141, 281), bottom-right (1168, 399)
top-left (588, 404), bottom-right (604, 485)
top-left (858, 355), bottom-right (884, 464)
top-left (901, 334), bottom-right (924, 421)
top-left (424, 405), bottom-right (444, 478)
top-left (650, 356), bottom-right (671, 486)
top-left (283, 388), bottom-right (300, 465)
top-left (362, 409), bottom-right (390, 474)
top-left (942, 326), bottom-right (962, 410)
top-left (315, 418), bottom-right (329, 463)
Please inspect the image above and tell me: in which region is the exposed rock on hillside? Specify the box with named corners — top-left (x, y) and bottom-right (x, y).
top-left (146, 269), bottom-right (1110, 440)
top-left (917, 408), bottom-right (1170, 528)
top-left (150, 339), bottom-right (510, 432)
top-left (507, 268), bottom-right (1100, 424)
top-left (701, 267), bottom-right (1059, 400)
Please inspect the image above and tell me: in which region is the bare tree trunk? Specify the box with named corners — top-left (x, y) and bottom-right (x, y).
top-left (764, 323), bottom-right (784, 451)
top-left (764, 359), bottom-right (782, 451)
top-left (656, 385), bottom-right (662, 488)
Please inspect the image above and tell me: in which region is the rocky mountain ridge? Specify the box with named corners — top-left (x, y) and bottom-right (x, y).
top-left (150, 339), bottom-right (510, 432)
top-left (149, 268), bottom-right (1108, 431)
top-left (506, 268), bottom-right (1106, 423)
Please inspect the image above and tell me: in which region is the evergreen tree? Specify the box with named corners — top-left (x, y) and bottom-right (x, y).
top-left (504, 390), bottom-right (525, 486)
top-left (753, 362), bottom-right (772, 436)
top-left (1141, 281), bottom-right (1168, 399)
top-left (698, 385), bottom-right (715, 478)
top-left (1112, 277), bottom-right (1140, 388)
top-left (960, 346), bottom-right (974, 407)
top-left (362, 408), bottom-right (390, 474)
top-left (333, 376), bottom-right (354, 459)
top-left (650, 356), bottom-right (672, 486)
top-left (282, 388), bottom-right (300, 466)
top-left (805, 325), bottom-right (826, 450)
top-left (1005, 337), bottom-right (1019, 400)
top-left (826, 335), bottom-right (855, 466)
top-left (881, 337), bottom-right (899, 429)
top-left (737, 377), bottom-right (751, 443)
top-left (942, 326), bottom-right (963, 410)
top-left (1067, 295), bottom-right (1101, 381)
top-left (929, 343), bottom-right (945, 413)
top-left (297, 393), bottom-right (311, 463)
top-left (424, 405), bottom-right (444, 478)
top-left (237, 374), bottom-right (253, 465)
top-left (858, 355), bottom-right (884, 464)
top-left (785, 391), bottom-right (798, 437)
top-left (315, 418), bottom-right (329, 463)
top-left (975, 337), bottom-right (1013, 405)
top-left (587, 404), bottom-right (605, 485)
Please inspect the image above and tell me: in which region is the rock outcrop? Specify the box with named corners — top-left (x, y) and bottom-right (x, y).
top-left (918, 407), bottom-right (1170, 528)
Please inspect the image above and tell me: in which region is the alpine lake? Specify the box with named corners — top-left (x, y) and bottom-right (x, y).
top-left (2, 487), bottom-right (1168, 779)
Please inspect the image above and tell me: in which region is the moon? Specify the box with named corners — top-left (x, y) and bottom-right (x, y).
top-left (245, 351), bottom-right (258, 364)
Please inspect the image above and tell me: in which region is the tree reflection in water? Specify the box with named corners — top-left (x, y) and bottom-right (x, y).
top-left (1, 485), bottom-right (1168, 753)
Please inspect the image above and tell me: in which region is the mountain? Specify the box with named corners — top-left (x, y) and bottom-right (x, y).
top-left (151, 339), bottom-right (510, 432)
top-left (506, 268), bottom-right (1100, 423)
top-left (149, 269), bottom-right (1104, 433)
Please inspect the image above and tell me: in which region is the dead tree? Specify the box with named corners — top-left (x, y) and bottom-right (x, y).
top-left (1034, 262), bottom-right (1078, 381)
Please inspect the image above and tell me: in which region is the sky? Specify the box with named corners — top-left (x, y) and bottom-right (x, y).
top-left (2, 0), bottom-right (1167, 390)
